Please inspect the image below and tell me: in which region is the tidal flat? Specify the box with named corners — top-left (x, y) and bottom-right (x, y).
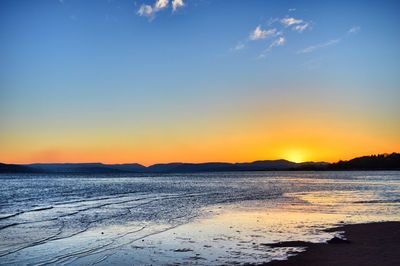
top-left (1, 171), bottom-right (399, 265)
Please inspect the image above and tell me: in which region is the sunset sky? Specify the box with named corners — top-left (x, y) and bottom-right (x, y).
top-left (1, 0), bottom-right (399, 165)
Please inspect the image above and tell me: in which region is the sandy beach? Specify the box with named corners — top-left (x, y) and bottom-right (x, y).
top-left (265, 222), bottom-right (400, 266)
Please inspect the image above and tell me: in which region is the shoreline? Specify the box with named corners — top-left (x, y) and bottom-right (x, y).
top-left (263, 221), bottom-right (400, 266)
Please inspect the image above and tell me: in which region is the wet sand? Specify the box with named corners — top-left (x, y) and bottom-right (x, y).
top-left (2, 172), bottom-right (399, 265)
top-left (264, 222), bottom-right (400, 266)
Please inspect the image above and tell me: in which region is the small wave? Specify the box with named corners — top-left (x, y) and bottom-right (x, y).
top-left (0, 206), bottom-right (53, 222)
top-left (0, 217), bottom-right (58, 231)
top-left (0, 211), bottom-right (24, 221)
top-left (30, 206), bottom-right (54, 212)
top-left (0, 222), bottom-right (19, 230)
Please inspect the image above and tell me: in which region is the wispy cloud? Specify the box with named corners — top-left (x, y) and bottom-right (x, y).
top-left (297, 39), bottom-right (340, 54)
top-left (348, 26), bottom-right (361, 34)
top-left (137, 4), bottom-right (155, 19)
top-left (234, 14), bottom-right (312, 57)
top-left (259, 36), bottom-right (286, 58)
top-left (279, 16), bottom-right (311, 34)
top-left (234, 13), bottom-right (360, 60)
top-left (270, 36), bottom-right (286, 48)
top-left (233, 42), bottom-right (245, 51)
top-left (137, 0), bottom-right (184, 20)
top-left (230, 25), bottom-right (277, 53)
top-left (172, 0), bottom-right (184, 12)
top-left (281, 16), bottom-right (311, 33)
top-left (293, 23), bottom-right (309, 33)
top-left (281, 17), bottom-right (303, 27)
top-left (297, 25), bottom-right (360, 56)
top-left (267, 17), bottom-right (280, 26)
top-left (249, 26), bottom-right (276, 41)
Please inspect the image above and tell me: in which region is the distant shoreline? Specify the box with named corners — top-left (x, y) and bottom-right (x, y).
top-left (1, 169), bottom-right (400, 175)
top-left (264, 221), bottom-right (400, 266)
top-left (1, 153), bottom-right (399, 174)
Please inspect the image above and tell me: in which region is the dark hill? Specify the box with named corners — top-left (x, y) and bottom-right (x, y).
top-left (0, 153), bottom-right (399, 174)
top-left (329, 153), bottom-right (400, 170)
top-left (24, 163), bottom-right (146, 174)
top-left (0, 163), bottom-right (37, 173)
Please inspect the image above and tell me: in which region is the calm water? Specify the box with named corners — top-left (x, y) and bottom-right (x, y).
top-left (1, 171), bottom-right (399, 265)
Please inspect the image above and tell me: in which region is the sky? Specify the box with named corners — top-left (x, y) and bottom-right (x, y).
top-left (0, 0), bottom-right (399, 165)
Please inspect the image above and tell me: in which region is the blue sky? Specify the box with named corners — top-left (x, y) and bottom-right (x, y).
top-left (1, 0), bottom-right (399, 163)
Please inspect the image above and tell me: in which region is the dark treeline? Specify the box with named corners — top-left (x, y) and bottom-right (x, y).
top-left (328, 153), bottom-right (400, 170)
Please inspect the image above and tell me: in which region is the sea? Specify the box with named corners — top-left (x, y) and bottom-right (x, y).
top-left (1, 171), bottom-right (399, 265)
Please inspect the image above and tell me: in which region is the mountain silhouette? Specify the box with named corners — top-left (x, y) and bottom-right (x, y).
top-left (0, 163), bottom-right (38, 173)
top-left (0, 153), bottom-right (398, 174)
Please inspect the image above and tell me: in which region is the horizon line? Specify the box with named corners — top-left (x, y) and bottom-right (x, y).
top-left (2, 152), bottom-right (398, 167)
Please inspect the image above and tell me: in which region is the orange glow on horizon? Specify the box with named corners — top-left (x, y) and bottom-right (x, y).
top-left (1, 102), bottom-right (399, 165)
top-left (0, 142), bottom-right (398, 166)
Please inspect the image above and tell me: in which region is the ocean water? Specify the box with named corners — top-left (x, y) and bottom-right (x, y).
top-left (0, 171), bottom-right (399, 265)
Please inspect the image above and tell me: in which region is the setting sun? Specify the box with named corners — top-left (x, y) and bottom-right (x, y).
top-left (284, 149), bottom-right (307, 163)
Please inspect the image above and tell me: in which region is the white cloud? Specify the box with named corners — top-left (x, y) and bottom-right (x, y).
top-left (270, 36), bottom-right (286, 48)
top-left (137, 0), bottom-right (184, 20)
top-left (155, 0), bottom-right (169, 10)
top-left (281, 17), bottom-right (310, 33)
top-left (249, 26), bottom-right (276, 40)
top-left (293, 23), bottom-right (309, 33)
top-left (259, 36), bottom-right (286, 58)
top-left (172, 0), bottom-right (185, 12)
top-left (297, 39), bottom-right (340, 54)
top-left (288, 8), bottom-right (296, 12)
top-left (348, 26), bottom-right (361, 34)
top-left (137, 4), bottom-right (155, 18)
top-left (281, 17), bottom-right (303, 27)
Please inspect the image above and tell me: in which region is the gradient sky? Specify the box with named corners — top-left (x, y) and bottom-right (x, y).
top-left (1, 0), bottom-right (399, 165)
